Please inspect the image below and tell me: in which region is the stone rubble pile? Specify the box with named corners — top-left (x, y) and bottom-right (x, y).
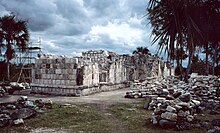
top-left (0, 96), bottom-right (52, 128)
top-left (125, 75), bottom-right (220, 131)
top-left (0, 82), bottom-right (30, 96)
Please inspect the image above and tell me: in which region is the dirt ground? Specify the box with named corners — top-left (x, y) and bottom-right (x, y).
top-left (0, 88), bottom-right (141, 104)
top-left (0, 88), bottom-right (144, 133)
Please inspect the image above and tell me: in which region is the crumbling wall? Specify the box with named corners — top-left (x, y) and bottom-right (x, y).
top-left (83, 63), bottom-right (99, 86)
top-left (123, 54), bottom-right (164, 81)
top-left (31, 50), bottom-right (168, 96)
top-left (109, 61), bottom-right (126, 84)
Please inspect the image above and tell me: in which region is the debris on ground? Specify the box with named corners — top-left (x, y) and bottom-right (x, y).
top-left (0, 82), bottom-right (30, 95)
top-left (0, 96), bottom-right (52, 128)
top-left (125, 74), bottom-right (220, 131)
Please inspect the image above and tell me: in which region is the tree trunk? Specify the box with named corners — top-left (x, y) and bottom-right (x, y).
top-left (213, 46), bottom-right (217, 75)
top-left (177, 58), bottom-right (183, 80)
top-left (205, 44), bottom-right (209, 75)
top-left (6, 58), bottom-right (10, 81)
top-left (169, 61), bottom-right (172, 76)
top-left (185, 51), bottom-right (193, 83)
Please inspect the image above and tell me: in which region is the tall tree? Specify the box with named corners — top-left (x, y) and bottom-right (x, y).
top-left (147, 0), bottom-right (220, 79)
top-left (0, 14), bottom-right (29, 80)
top-left (170, 48), bottom-right (188, 79)
top-left (198, 0), bottom-right (220, 75)
top-left (132, 46), bottom-right (151, 55)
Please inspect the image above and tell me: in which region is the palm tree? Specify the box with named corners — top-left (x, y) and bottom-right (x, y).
top-left (132, 46), bottom-right (151, 55)
top-left (198, 0), bottom-right (220, 75)
top-left (147, 0), bottom-right (220, 79)
top-left (170, 48), bottom-right (188, 79)
top-left (0, 14), bottom-right (29, 80)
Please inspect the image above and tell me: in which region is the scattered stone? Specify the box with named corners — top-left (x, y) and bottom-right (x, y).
top-left (166, 106), bottom-right (176, 113)
top-left (0, 114), bottom-right (10, 127)
top-left (209, 110), bottom-right (220, 115)
top-left (13, 119), bottom-right (24, 125)
top-left (125, 75), bottom-right (220, 131)
top-left (179, 93), bottom-right (191, 102)
top-left (0, 96), bottom-right (53, 128)
top-left (211, 119), bottom-right (220, 127)
top-left (161, 112), bottom-right (177, 121)
top-left (176, 121), bottom-right (192, 130)
top-left (12, 108), bottom-right (36, 119)
top-left (159, 119), bottom-right (176, 129)
top-left (206, 126), bottom-right (220, 133)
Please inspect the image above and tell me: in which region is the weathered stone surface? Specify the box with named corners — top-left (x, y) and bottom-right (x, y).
top-left (134, 75), bottom-right (220, 131)
top-left (212, 119), bottom-right (220, 127)
top-left (161, 112), bottom-right (177, 121)
top-left (159, 119), bottom-right (176, 128)
top-left (12, 108), bottom-right (36, 119)
top-left (176, 121), bottom-right (192, 131)
top-left (0, 96), bottom-right (53, 128)
top-left (179, 93), bottom-right (191, 102)
top-left (0, 114), bottom-right (10, 127)
top-left (206, 127), bottom-right (220, 133)
top-left (13, 119), bottom-right (24, 125)
top-left (166, 106), bottom-right (176, 113)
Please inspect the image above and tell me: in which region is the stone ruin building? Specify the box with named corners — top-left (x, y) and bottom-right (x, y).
top-left (31, 50), bottom-right (173, 96)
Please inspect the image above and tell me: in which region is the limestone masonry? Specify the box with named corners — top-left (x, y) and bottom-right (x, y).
top-left (31, 50), bottom-right (173, 96)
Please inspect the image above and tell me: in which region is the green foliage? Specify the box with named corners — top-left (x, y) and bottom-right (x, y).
top-left (2, 103), bottom-right (219, 133)
top-left (0, 14), bottom-right (29, 80)
top-left (110, 102), bottom-right (206, 133)
top-left (0, 14), bottom-right (29, 59)
top-left (1, 104), bottom-right (109, 133)
top-left (132, 47), bottom-right (151, 55)
top-left (147, 0), bottom-right (220, 76)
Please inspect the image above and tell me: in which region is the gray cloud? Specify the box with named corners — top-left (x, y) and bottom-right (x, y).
top-left (0, 0), bottom-right (154, 56)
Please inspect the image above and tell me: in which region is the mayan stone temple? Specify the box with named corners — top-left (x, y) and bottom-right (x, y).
top-left (31, 50), bottom-right (173, 96)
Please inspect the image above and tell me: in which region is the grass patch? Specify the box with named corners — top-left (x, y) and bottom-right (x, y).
top-left (1, 104), bottom-right (109, 133)
top-left (110, 102), bottom-right (207, 133)
top-left (1, 102), bottom-right (219, 133)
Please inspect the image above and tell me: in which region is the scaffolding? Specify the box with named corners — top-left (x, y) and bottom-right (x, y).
top-left (10, 40), bottom-right (42, 83)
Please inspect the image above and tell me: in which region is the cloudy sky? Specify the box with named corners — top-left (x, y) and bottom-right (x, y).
top-left (0, 0), bottom-right (156, 56)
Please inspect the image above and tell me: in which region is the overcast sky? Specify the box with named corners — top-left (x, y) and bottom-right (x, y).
top-left (0, 0), bottom-right (157, 56)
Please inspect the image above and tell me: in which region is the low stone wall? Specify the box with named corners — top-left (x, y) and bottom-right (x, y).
top-left (81, 83), bottom-right (126, 96)
top-left (30, 82), bottom-right (127, 96)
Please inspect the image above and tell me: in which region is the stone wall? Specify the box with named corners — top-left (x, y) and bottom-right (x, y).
top-left (32, 57), bottom-right (79, 87)
top-left (31, 50), bottom-right (168, 96)
top-left (31, 83), bottom-right (127, 96)
top-left (82, 63), bottom-right (99, 86)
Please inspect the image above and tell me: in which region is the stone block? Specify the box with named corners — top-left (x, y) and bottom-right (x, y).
top-left (65, 58), bottom-right (71, 63)
top-left (59, 64), bottom-right (65, 69)
top-left (60, 80), bottom-right (65, 85)
top-left (58, 74), bottom-right (63, 79)
top-left (62, 74), bottom-right (68, 79)
top-left (55, 69), bottom-right (62, 74)
top-left (69, 75), bottom-right (76, 80)
top-left (56, 80), bottom-right (61, 85)
top-left (44, 80), bottom-right (48, 84)
top-left (65, 80), bottom-right (70, 85)
top-left (161, 112), bottom-right (177, 122)
top-left (41, 64), bottom-right (46, 69)
top-left (166, 106), bottom-right (176, 113)
top-left (159, 119), bottom-right (176, 129)
top-left (46, 74), bottom-right (51, 79)
top-left (69, 80), bottom-right (76, 86)
top-left (48, 80), bottom-right (52, 85)
top-left (40, 69), bottom-right (46, 74)
top-left (39, 79), bottom-right (44, 84)
top-left (67, 69), bottom-right (73, 73)
top-left (62, 69), bottom-right (67, 74)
